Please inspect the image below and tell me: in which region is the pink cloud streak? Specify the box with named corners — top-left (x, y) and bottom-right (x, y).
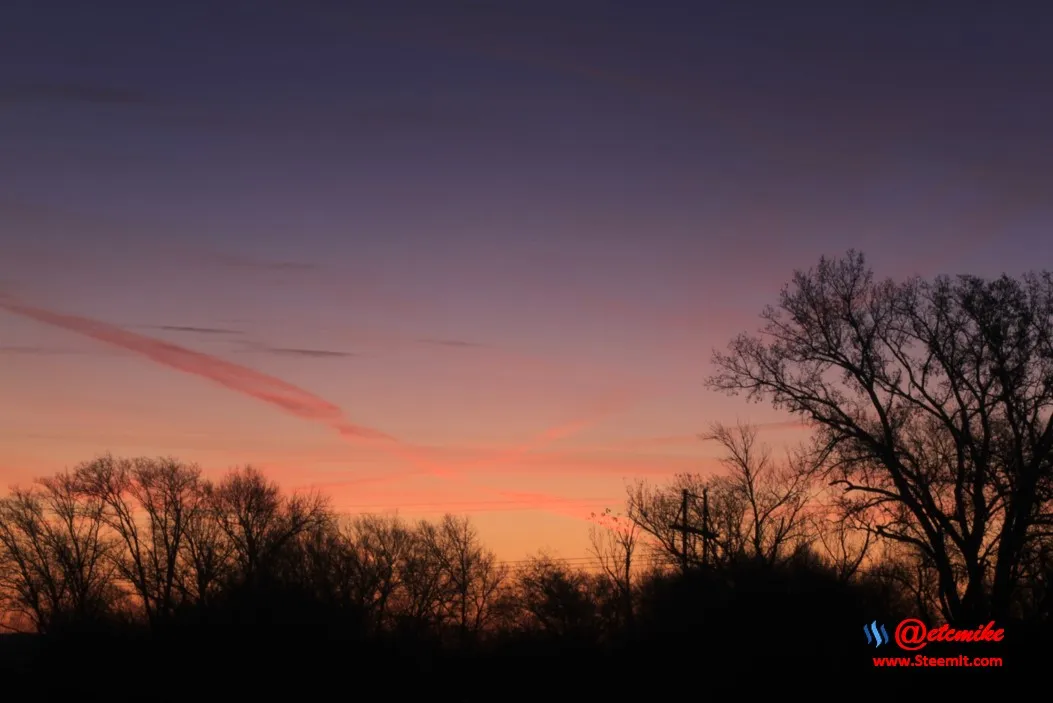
top-left (0, 298), bottom-right (459, 481)
top-left (0, 297), bottom-right (629, 523)
top-left (457, 388), bottom-right (645, 470)
top-left (0, 298), bottom-right (393, 440)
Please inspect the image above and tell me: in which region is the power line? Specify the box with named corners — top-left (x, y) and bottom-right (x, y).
top-left (496, 556), bottom-right (607, 566)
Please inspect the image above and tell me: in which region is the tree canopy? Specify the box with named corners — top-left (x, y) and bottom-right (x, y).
top-left (707, 251), bottom-right (1053, 624)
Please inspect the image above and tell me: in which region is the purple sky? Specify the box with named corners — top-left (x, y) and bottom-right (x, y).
top-left (2, 0), bottom-right (1052, 557)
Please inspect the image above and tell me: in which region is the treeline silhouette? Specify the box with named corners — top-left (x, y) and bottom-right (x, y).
top-left (5, 251), bottom-right (1051, 696)
top-left (0, 452), bottom-right (1026, 699)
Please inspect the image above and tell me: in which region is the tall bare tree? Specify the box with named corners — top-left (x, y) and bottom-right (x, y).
top-left (0, 473), bottom-right (119, 632)
top-left (177, 478), bottom-right (232, 607)
top-left (210, 466), bottom-right (329, 586)
top-left (626, 475), bottom-right (706, 568)
top-left (707, 250), bottom-right (1053, 623)
top-left (398, 520), bottom-right (450, 630)
top-left (588, 508), bottom-right (640, 627)
top-left (343, 513), bottom-right (413, 631)
top-left (809, 511), bottom-right (872, 582)
top-left (430, 514), bottom-right (507, 642)
top-left (74, 455), bottom-right (202, 624)
top-left (515, 555), bottom-right (598, 640)
top-left (627, 425), bottom-right (811, 569)
top-left (700, 422), bottom-right (812, 565)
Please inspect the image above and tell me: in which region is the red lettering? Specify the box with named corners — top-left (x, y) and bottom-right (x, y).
top-left (975, 621), bottom-right (1005, 642)
top-left (895, 619), bottom-right (929, 651)
top-left (928, 624), bottom-right (948, 642)
top-left (894, 618), bottom-right (1004, 650)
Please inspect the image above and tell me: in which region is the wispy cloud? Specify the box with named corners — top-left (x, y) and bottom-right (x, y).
top-left (542, 420), bottom-right (811, 454)
top-left (263, 347), bottom-right (359, 359)
top-left (0, 82), bottom-right (150, 107)
top-left (476, 387), bottom-right (648, 464)
top-left (0, 345), bottom-right (88, 356)
top-left (206, 252), bottom-right (320, 273)
top-left (286, 482), bottom-right (621, 517)
top-left (377, 387), bottom-right (652, 481)
top-left (149, 325), bottom-right (243, 335)
top-left (468, 449), bottom-right (712, 478)
top-left (595, 434), bottom-right (703, 451)
top-left (0, 297), bottom-right (391, 441)
top-left (488, 490), bottom-right (626, 521)
top-left (0, 295), bottom-right (652, 525)
top-left (0, 296), bottom-right (607, 522)
top-left (234, 339), bottom-right (358, 359)
top-left (158, 93), bottom-right (484, 138)
top-left (418, 338), bottom-right (487, 349)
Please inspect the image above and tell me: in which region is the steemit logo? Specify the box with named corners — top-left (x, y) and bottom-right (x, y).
top-left (864, 620), bottom-right (890, 647)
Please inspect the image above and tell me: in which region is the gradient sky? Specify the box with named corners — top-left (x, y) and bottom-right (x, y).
top-left (3, 0), bottom-right (1052, 560)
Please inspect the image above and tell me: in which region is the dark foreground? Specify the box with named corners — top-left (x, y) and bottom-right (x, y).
top-left (2, 567), bottom-right (1038, 701)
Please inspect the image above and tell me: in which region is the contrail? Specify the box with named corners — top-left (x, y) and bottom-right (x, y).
top-left (0, 297), bottom-right (617, 522)
top-left (457, 388), bottom-right (643, 471)
top-left (340, 386), bottom-right (650, 488)
top-left (0, 298), bottom-right (462, 477)
top-left (0, 298), bottom-right (395, 441)
top-left (326, 392), bottom-right (645, 491)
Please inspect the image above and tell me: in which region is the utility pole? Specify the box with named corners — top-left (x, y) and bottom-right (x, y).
top-left (701, 488), bottom-right (710, 567)
top-left (680, 489), bottom-right (689, 573)
top-left (670, 489), bottom-right (717, 573)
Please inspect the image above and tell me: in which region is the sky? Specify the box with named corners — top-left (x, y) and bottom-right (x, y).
top-left (2, 0), bottom-right (1052, 560)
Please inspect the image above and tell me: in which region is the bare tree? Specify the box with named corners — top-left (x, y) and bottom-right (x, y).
top-left (272, 511), bottom-right (347, 602)
top-left (809, 511), bottom-right (872, 582)
top-left (626, 476), bottom-right (702, 569)
top-left (127, 458), bottom-right (202, 619)
top-left (343, 513), bottom-right (412, 631)
top-left (1013, 536), bottom-right (1053, 620)
top-left (398, 520), bottom-right (451, 631)
top-left (74, 455), bottom-right (202, 624)
top-left (858, 544), bottom-right (941, 624)
top-left (588, 507), bottom-right (640, 627)
top-left (703, 476), bottom-right (748, 565)
top-left (700, 422), bottom-right (812, 565)
top-left (707, 250), bottom-right (1053, 622)
top-left (210, 466), bottom-right (329, 586)
top-left (515, 554), bottom-right (598, 640)
top-left (0, 488), bottom-right (65, 632)
top-left (0, 474), bottom-right (119, 632)
top-left (626, 425), bottom-right (811, 570)
top-left (430, 514), bottom-right (507, 643)
top-left (177, 478), bottom-right (232, 607)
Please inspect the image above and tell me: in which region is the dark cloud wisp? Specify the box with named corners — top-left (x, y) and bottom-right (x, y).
top-left (232, 339), bottom-right (358, 359)
top-left (418, 338), bottom-right (486, 349)
top-left (151, 325), bottom-right (243, 335)
top-left (206, 253), bottom-right (321, 273)
top-left (0, 345), bottom-right (92, 356)
top-left (0, 82), bottom-right (151, 106)
top-left (262, 347), bottom-right (359, 359)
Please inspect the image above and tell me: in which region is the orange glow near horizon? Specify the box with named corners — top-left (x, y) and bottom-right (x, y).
top-left (0, 293), bottom-right (815, 559)
top-left (0, 0), bottom-right (1042, 565)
